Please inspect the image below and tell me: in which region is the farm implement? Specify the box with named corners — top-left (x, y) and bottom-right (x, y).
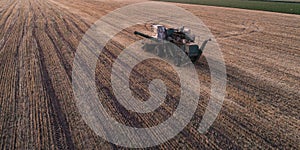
top-left (134, 25), bottom-right (211, 66)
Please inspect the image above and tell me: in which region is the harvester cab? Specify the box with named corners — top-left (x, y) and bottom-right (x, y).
top-left (134, 24), bottom-right (211, 66)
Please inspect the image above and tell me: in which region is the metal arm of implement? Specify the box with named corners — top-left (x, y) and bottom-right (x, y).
top-left (199, 38), bottom-right (211, 52)
top-left (195, 38), bottom-right (212, 62)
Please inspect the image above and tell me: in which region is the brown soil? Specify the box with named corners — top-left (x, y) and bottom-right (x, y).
top-left (0, 0), bottom-right (299, 149)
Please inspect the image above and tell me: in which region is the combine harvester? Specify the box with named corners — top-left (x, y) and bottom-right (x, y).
top-left (134, 25), bottom-right (211, 66)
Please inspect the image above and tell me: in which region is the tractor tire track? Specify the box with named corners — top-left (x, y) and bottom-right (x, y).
top-left (31, 0), bottom-right (75, 149)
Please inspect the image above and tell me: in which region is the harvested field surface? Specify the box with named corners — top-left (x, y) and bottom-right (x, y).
top-left (156, 0), bottom-right (300, 15)
top-left (0, 0), bottom-right (299, 149)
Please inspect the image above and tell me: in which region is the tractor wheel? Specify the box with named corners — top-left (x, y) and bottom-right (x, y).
top-left (190, 56), bottom-right (198, 63)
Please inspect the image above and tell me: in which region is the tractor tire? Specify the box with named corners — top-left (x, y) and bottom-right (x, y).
top-left (190, 56), bottom-right (198, 63)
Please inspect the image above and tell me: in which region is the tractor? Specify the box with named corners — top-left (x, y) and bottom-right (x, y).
top-left (134, 25), bottom-right (211, 66)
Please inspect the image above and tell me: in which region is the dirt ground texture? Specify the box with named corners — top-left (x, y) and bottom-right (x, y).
top-left (0, 0), bottom-right (299, 149)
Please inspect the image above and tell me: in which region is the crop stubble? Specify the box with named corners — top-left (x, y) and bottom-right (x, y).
top-left (0, 0), bottom-right (299, 149)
